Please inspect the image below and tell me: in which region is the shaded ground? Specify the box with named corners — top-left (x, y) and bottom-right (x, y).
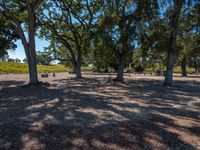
top-left (0, 72), bottom-right (200, 150)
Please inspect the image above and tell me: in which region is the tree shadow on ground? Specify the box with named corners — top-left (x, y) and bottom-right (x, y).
top-left (0, 81), bottom-right (25, 88)
top-left (0, 77), bottom-right (200, 149)
top-left (173, 74), bottom-right (200, 79)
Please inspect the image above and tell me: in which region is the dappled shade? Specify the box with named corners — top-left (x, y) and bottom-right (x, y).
top-left (0, 73), bottom-right (200, 149)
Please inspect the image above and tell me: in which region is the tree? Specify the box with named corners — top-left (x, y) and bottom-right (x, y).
top-left (97, 1), bottom-right (133, 82)
top-left (0, 12), bottom-right (18, 58)
top-left (36, 50), bottom-right (53, 65)
top-left (137, 0), bottom-right (199, 81)
top-left (39, 0), bottom-right (94, 78)
top-left (177, 2), bottom-right (200, 76)
top-left (87, 25), bottom-right (118, 72)
top-left (164, 1), bottom-right (184, 85)
top-left (0, 0), bottom-right (43, 85)
top-left (137, 13), bottom-right (170, 74)
top-left (44, 42), bottom-right (73, 68)
top-left (98, 0), bottom-right (157, 82)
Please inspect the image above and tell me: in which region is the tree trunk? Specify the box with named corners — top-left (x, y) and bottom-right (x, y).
top-left (75, 60), bottom-right (82, 78)
top-left (164, 0), bottom-right (182, 86)
top-left (68, 47), bottom-right (82, 78)
top-left (165, 51), bottom-right (176, 86)
top-left (75, 49), bottom-right (82, 78)
top-left (71, 58), bottom-right (76, 74)
top-left (181, 56), bottom-right (187, 77)
top-left (115, 50), bottom-right (126, 82)
top-left (71, 59), bottom-right (81, 78)
top-left (195, 59), bottom-right (200, 74)
top-left (96, 65), bottom-right (101, 72)
top-left (27, 6), bottom-right (39, 85)
top-left (0, 2), bottom-right (40, 85)
top-left (27, 56), bottom-right (39, 84)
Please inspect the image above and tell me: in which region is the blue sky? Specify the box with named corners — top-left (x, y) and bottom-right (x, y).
top-left (8, 38), bottom-right (50, 61)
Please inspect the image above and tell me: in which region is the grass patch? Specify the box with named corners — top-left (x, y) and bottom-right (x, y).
top-left (145, 66), bottom-right (195, 74)
top-left (173, 67), bottom-right (195, 74)
top-left (1, 62), bottom-right (194, 74)
top-left (0, 62), bottom-right (69, 74)
top-left (0, 62), bottom-right (94, 74)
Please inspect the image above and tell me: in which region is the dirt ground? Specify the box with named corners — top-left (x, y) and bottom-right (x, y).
top-left (0, 72), bottom-right (200, 150)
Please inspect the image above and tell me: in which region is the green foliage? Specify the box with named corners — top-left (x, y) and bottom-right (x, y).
top-left (136, 0), bottom-right (199, 75)
top-left (36, 50), bottom-right (53, 65)
top-left (0, 12), bottom-right (18, 57)
top-left (39, 0), bottom-right (95, 66)
top-left (177, 3), bottom-right (200, 63)
top-left (88, 0), bottom-right (152, 72)
top-left (86, 27), bottom-right (118, 71)
top-left (81, 66), bottom-right (94, 72)
top-left (173, 67), bottom-right (195, 74)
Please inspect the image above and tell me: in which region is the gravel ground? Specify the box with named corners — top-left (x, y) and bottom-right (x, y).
top-left (0, 72), bottom-right (200, 150)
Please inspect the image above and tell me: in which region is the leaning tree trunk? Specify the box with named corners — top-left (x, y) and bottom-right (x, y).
top-left (164, 0), bottom-right (182, 86)
top-left (71, 57), bottom-right (76, 74)
top-left (20, 32), bottom-right (39, 85)
top-left (68, 46), bottom-right (82, 78)
top-left (181, 56), bottom-right (187, 77)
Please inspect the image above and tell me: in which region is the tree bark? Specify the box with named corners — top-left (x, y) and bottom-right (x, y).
top-left (164, 0), bottom-right (183, 86)
top-left (165, 51), bottom-right (176, 85)
top-left (70, 49), bottom-right (82, 78)
top-left (27, 56), bottom-right (39, 84)
top-left (181, 56), bottom-right (187, 77)
top-left (71, 57), bottom-right (76, 74)
top-left (71, 60), bottom-right (82, 78)
top-left (75, 49), bottom-right (82, 78)
top-left (115, 50), bottom-right (126, 82)
top-left (195, 59), bottom-right (200, 74)
top-left (61, 38), bottom-right (82, 78)
top-left (26, 4), bottom-right (39, 85)
top-left (75, 59), bottom-right (82, 78)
